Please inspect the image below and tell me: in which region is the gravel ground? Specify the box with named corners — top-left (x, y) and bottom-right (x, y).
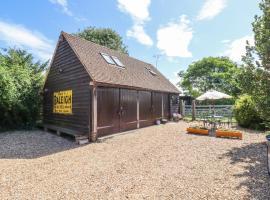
top-left (0, 121), bottom-right (269, 200)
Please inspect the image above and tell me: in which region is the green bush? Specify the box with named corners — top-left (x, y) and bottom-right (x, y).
top-left (234, 95), bottom-right (263, 129)
top-left (0, 48), bottom-right (48, 130)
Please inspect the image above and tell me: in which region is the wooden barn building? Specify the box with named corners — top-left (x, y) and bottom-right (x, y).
top-left (43, 32), bottom-right (180, 142)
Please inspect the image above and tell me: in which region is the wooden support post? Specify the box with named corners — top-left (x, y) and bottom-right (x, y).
top-left (180, 100), bottom-right (184, 116)
top-left (161, 94), bottom-right (164, 119)
top-left (91, 86), bottom-right (98, 142)
top-left (137, 91), bottom-right (140, 128)
top-left (192, 100), bottom-right (196, 121)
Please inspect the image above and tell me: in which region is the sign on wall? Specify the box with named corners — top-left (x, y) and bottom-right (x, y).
top-left (53, 90), bottom-right (72, 114)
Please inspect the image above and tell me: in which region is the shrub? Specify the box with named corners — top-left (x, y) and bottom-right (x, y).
top-left (0, 48), bottom-right (48, 130)
top-left (234, 95), bottom-right (263, 129)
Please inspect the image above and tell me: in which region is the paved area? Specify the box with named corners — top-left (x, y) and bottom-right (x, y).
top-left (0, 121), bottom-right (269, 199)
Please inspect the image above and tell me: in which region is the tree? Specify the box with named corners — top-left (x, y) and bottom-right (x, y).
top-left (179, 57), bottom-right (241, 97)
top-left (0, 48), bottom-right (47, 130)
top-left (75, 27), bottom-right (128, 54)
top-left (239, 0), bottom-right (270, 128)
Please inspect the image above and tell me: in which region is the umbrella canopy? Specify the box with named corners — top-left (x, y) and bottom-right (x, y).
top-left (196, 90), bottom-right (232, 101)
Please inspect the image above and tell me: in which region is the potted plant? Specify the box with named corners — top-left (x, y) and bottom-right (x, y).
top-left (186, 126), bottom-right (209, 135)
top-left (216, 129), bottom-right (242, 140)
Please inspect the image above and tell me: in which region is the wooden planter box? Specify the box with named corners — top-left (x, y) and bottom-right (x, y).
top-left (187, 128), bottom-right (209, 135)
top-left (216, 130), bottom-right (242, 140)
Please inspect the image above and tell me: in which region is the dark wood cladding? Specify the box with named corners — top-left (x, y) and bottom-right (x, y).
top-left (170, 94), bottom-right (180, 116)
top-left (139, 91), bottom-right (153, 127)
top-left (97, 87), bottom-right (119, 136)
top-left (163, 93), bottom-right (170, 119)
top-left (120, 89), bottom-right (138, 131)
top-left (152, 92), bottom-right (162, 120)
top-left (96, 87), bottom-right (173, 137)
top-left (43, 37), bottom-right (91, 135)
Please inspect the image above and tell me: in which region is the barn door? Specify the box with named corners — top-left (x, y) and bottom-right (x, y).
top-left (139, 91), bottom-right (153, 127)
top-left (97, 87), bottom-right (120, 136)
top-left (119, 89), bottom-right (138, 131)
top-left (152, 92), bottom-right (162, 120)
top-left (163, 93), bottom-right (169, 119)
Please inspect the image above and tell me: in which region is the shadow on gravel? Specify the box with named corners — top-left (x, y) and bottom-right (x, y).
top-left (223, 142), bottom-right (270, 200)
top-left (0, 131), bottom-right (80, 159)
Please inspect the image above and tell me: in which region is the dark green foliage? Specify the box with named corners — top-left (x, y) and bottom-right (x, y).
top-left (179, 57), bottom-right (241, 97)
top-left (75, 27), bottom-right (128, 54)
top-left (0, 48), bottom-right (48, 130)
top-left (234, 95), bottom-right (263, 129)
top-left (239, 0), bottom-right (270, 129)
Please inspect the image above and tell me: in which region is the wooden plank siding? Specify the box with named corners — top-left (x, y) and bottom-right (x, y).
top-left (43, 37), bottom-right (91, 135)
top-left (95, 86), bottom-right (172, 138)
top-left (139, 91), bottom-right (153, 128)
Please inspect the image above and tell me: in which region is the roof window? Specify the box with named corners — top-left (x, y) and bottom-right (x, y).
top-left (145, 67), bottom-right (157, 76)
top-left (111, 56), bottom-right (125, 68)
top-left (100, 53), bottom-right (115, 65)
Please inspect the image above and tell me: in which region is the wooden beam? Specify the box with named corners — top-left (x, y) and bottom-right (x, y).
top-left (161, 94), bottom-right (164, 118)
top-left (137, 91), bottom-right (140, 128)
top-left (91, 86), bottom-right (98, 142)
top-left (192, 100), bottom-right (196, 121)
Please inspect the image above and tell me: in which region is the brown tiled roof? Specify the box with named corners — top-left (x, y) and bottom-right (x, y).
top-left (62, 32), bottom-right (180, 93)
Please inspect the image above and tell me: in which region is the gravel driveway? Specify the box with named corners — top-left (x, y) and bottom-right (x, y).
top-left (0, 121), bottom-right (269, 199)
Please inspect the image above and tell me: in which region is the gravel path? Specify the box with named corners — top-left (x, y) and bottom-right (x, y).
top-left (0, 122), bottom-right (269, 199)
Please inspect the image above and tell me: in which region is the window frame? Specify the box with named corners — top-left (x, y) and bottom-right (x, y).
top-left (100, 53), bottom-right (115, 65)
top-left (111, 56), bottom-right (125, 68)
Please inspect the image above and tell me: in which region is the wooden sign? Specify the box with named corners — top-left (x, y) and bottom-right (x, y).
top-left (53, 90), bottom-right (72, 114)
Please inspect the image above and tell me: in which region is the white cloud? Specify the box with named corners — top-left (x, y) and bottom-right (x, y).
top-left (157, 15), bottom-right (193, 57)
top-left (117, 0), bottom-right (150, 22)
top-left (197, 0), bottom-right (227, 21)
top-left (0, 21), bottom-right (54, 61)
top-left (117, 0), bottom-right (153, 46)
top-left (127, 24), bottom-right (153, 46)
top-left (224, 35), bottom-right (254, 62)
top-left (49, 0), bottom-right (73, 16)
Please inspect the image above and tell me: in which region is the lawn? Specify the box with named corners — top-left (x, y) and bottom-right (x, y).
top-left (0, 121), bottom-right (269, 199)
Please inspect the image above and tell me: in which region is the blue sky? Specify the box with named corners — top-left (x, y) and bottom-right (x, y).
top-left (0, 0), bottom-right (260, 87)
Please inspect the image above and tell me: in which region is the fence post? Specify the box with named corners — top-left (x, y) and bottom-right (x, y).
top-left (192, 100), bottom-right (196, 121)
top-left (180, 100), bottom-right (185, 116)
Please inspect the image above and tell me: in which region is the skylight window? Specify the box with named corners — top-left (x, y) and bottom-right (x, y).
top-left (145, 67), bottom-right (157, 76)
top-left (100, 53), bottom-right (115, 65)
top-left (111, 56), bottom-right (125, 68)
top-left (149, 69), bottom-right (157, 76)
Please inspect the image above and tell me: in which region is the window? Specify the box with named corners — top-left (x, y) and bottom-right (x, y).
top-left (100, 53), bottom-right (115, 65)
top-left (149, 69), bottom-right (157, 76)
top-left (145, 67), bottom-right (157, 76)
top-left (111, 56), bottom-right (125, 67)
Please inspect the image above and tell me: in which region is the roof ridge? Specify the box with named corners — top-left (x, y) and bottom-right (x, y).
top-left (61, 31), bottom-right (154, 67)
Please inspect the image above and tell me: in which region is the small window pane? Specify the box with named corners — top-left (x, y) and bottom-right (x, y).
top-left (100, 53), bottom-right (115, 65)
top-left (149, 70), bottom-right (157, 76)
top-left (111, 56), bottom-right (124, 67)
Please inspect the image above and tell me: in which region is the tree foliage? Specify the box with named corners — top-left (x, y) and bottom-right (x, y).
top-left (239, 0), bottom-right (270, 128)
top-left (234, 95), bottom-right (263, 129)
top-left (0, 48), bottom-right (47, 130)
top-left (179, 57), bottom-right (241, 97)
top-left (75, 27), bottom-right (128, 54)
